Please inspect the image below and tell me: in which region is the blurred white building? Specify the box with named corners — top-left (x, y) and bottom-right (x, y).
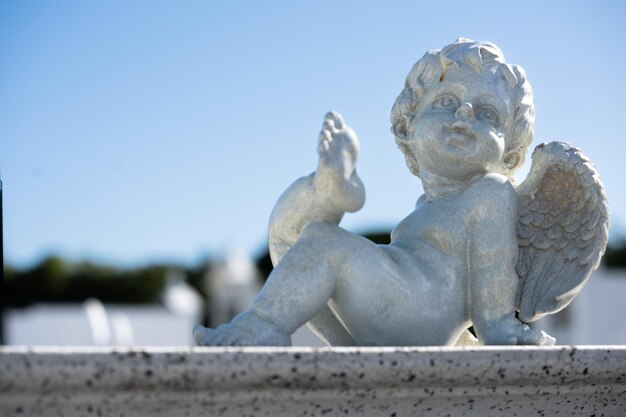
top-left (536, 266), bottom-right (626, 345)
top-left (205, 251), bottom-right (261, 327)
top-left (5, 269), bottom-right (203, 346)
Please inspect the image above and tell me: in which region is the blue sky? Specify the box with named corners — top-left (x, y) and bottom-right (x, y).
top-left (1, 1), bottom-right (625, 267)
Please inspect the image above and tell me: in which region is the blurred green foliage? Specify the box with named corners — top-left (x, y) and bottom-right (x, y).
top-left (5, 256), bottom-right (169, 307)
top-left (603, 239), bottom-right (626, 269)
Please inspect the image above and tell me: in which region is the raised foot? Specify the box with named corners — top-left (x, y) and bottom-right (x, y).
top-left (193, 311), bottom-right (292, 347)
top-left (481, 317), bottom-right (556, 346)
top-left (314, 111), bottom-right (365, 213)
top-left (317, 111), bottom-right (360, 181)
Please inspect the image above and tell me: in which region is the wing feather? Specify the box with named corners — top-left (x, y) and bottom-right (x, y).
top-left (515, 142), bottom-right (609, 322)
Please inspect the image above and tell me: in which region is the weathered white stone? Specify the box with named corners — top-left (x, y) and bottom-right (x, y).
top-left (194, 38), bottom-right (609, 347)
top-left (1, 346), bottom-right (624, 416)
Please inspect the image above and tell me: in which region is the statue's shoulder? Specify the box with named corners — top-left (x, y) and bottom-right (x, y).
top-left (466, 173), bottom-right (518, 214)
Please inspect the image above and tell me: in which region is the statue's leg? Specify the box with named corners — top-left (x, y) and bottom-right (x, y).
top-left (194, 221), bottom-right (402, 346)
top-left (247, 222), bottom-right (350, 337)
top-left (308, 305), bottom-right (356, 346)
top-left (195, 221), bottom-right (348, 346)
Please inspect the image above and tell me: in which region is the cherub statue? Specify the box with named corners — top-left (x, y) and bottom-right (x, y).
top-left (194, 38), bottom-right (609, 346)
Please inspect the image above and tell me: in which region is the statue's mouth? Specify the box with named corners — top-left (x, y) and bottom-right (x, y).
top-left (444, 123), bottom-right (475, 149)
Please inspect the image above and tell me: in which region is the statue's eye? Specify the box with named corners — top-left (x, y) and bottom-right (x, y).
top-left (477, 106), bottom-right (499, 126)
top-left (435, 95), bottom-right (458, 111)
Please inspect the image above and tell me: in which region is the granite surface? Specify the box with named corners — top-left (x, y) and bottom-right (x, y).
top-left (0, 346), bottom-right (624, 416)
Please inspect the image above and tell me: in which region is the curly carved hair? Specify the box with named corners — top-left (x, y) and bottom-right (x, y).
top-left (390, 38), bottom-right (535, 179)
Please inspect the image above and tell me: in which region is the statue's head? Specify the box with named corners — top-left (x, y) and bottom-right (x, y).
top-left (390, 38), bottom-right (535, 180)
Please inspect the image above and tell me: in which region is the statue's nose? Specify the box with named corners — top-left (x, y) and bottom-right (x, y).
top-left (455, 102), bottom-right (475, 122)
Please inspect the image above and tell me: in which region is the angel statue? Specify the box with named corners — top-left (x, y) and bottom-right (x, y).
top-left (194, 38), bottom-right (609, 346)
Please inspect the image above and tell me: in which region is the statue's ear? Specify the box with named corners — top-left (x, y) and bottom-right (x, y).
top-left (503, 150), bottom-right (521, 172)
top-left (391, 119), bottom-right (408, 141)
top-left (395, 139), bottom-right (420, 177)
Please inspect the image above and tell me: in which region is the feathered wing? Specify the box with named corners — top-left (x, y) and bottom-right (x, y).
top-left (515, 142), bottom-right (609, 323)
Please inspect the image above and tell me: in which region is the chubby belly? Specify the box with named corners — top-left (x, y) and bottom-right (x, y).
top-left (331, 238), bottom-right (471, 346)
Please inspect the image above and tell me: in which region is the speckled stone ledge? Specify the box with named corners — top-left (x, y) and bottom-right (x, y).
top-left (0, 346), bottom-right (625, 417)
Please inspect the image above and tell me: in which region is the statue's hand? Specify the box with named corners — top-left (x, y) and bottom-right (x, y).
top-left (480, 316), bottom-right (555, 346)
top-left (314, 112), bottom-right (365, 212)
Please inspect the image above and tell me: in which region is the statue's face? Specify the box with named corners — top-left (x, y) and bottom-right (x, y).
top-left (409, 65), bottom-right (515, 181)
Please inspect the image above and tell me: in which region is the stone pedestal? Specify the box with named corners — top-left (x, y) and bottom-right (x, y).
top-left (1, 346), bottom-right (625, 416)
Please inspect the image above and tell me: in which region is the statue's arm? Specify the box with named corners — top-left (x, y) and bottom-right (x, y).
top-left (467, 176), bottom-right (520, 341)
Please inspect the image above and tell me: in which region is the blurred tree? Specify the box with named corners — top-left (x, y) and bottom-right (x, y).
top-left (603, 239), bottom-right (626, 269)
top-left (5, 256), bottom-right (168, 306)
top-left (29, 256), bottom-right (68, 298)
